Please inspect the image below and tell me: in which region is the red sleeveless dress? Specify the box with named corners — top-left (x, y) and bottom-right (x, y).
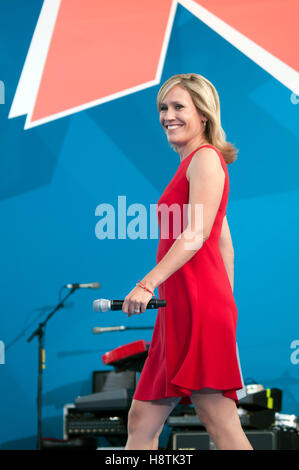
top-left (133, 144), bottom-right (247, 405)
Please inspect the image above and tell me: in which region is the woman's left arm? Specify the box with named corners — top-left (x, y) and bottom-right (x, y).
top-left (122, 148), bottom-right (225, 315)
top-left (142, 148), bottom-right (225, 291)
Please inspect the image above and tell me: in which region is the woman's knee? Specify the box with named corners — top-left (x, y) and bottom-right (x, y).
top-left (127, 407), bottom-right (144, 434)
top-left (189, 401), bottom-right (211, 427)
top-left (127, 402), bottom-right (163, 438)
top-left (127, 397), bottom-right (178, 438)
top-left (190, 388), bottom-right (238, 428)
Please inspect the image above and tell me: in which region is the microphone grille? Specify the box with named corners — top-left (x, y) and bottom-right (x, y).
top-left (93, 299), bottom-right (109, 312)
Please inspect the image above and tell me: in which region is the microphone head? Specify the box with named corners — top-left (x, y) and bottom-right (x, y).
top-left (93, 298), bottom-right (110, 312)
top-left (93, 327), bottom-right (102, 334)
top-left (91, 282), bottom-right (100, 289)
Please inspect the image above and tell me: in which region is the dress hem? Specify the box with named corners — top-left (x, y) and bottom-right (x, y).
top-left (133, 383), bottom-right (246, 401)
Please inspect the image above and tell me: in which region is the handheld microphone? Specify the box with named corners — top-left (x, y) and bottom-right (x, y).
top-left (93, 298), bottom-right (166, 312)
top-left (65, 282), bottom-right (100, 289)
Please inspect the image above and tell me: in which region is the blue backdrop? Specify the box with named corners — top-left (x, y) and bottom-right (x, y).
top-left (0, 1), bottom-right (298, 449)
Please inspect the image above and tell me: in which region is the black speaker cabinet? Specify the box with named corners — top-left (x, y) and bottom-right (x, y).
top-left (92, 370), bottom-right (138, 393)
top-left (171, 431), bottom-right (211, 450)
top-left (171, 429), bottom-right (299, 450)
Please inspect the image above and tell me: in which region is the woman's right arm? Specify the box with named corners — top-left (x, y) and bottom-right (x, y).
top-left (219, 215), bottom-right (234, 292)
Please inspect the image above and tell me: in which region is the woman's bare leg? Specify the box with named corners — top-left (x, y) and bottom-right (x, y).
top-left (190, 388), bottom-right (253, 450)
top-left (125, 396), bottom-right (181, 450)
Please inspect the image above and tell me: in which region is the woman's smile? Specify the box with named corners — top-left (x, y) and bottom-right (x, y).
top-left (166, 124), bottom-right (184, 132)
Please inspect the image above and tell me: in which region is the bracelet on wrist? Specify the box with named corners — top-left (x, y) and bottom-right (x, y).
top-left (136, 280), bottom-right (156, 298)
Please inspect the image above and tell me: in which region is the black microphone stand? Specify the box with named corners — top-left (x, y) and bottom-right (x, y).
top-left (27, 286), bottom-right (77, 450)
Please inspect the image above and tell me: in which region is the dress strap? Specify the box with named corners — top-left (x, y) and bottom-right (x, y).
top-left (194, 144), bottom-right (217, 153)
top-left (186, 144), bottom-right (217, 160)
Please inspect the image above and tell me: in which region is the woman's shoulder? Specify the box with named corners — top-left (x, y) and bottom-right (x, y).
top-left (186, 145), bottom-right (225, 181)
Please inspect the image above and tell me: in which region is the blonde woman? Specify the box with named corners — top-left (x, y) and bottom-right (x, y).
top-left (122, 73), bottom-right (253, 450)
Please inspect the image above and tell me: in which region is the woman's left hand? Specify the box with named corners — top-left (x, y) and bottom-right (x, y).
top-left (122, 284), bottom-right (153, 317)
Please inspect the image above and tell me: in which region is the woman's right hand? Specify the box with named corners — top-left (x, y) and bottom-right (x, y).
top-left (122, 284), bottom-right (153, 317)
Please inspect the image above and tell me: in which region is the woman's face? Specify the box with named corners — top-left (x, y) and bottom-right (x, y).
top-left (159, 84), bottom-right (206, 148)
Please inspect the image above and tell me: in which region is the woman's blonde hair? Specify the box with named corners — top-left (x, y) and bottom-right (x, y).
top-left (157, 73), bottom-right (238, 164)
